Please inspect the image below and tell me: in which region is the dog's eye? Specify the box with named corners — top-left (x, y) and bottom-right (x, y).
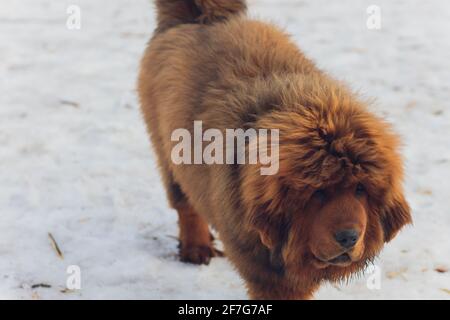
top-left (313, 189), bottom-right (326, 202)
top-left (355, 183), bottom-right (366, 196)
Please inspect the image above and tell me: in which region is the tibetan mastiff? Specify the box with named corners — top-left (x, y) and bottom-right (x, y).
top-left (138, 0), bottom-right (412, 299)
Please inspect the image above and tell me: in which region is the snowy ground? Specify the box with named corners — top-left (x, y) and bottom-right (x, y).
top-left (1, 0), bottom-right (449, 300)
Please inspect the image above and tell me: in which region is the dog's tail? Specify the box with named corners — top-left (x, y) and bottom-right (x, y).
top-left (155, 0), bottom-right (247, 32)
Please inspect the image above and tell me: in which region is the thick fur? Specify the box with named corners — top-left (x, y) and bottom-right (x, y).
top-left (138, 0), bottom-right (411, 299)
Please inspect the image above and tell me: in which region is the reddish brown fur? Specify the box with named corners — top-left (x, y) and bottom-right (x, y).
top-left (138, 0), bottom-right (412, 299)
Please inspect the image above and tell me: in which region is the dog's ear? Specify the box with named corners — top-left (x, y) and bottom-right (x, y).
top-left (246, 204), bottom-right (286, 274)
top-left (240, 161), bottom-right (290, 273)
top-left (248, 205), bottom-right (284, 249)
top-left (380, 189), bottom-right (412, 242)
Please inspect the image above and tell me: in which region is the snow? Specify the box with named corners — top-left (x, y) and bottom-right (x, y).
top-left (0, 0), bottom-right (449, 300)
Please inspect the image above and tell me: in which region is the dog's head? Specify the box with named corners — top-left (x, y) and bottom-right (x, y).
top-left (240, 79), bottom-right (411, 282)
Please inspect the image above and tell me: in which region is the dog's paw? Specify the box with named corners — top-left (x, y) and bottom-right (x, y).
top-left (179, 244), bottom-right (223, 265)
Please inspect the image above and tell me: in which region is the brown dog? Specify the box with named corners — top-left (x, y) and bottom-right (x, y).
top-left (138, 0), bottom-right (412, 299)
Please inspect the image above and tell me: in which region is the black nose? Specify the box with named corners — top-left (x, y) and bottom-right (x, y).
top-left (334, 229), bottom-right (359, 249)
